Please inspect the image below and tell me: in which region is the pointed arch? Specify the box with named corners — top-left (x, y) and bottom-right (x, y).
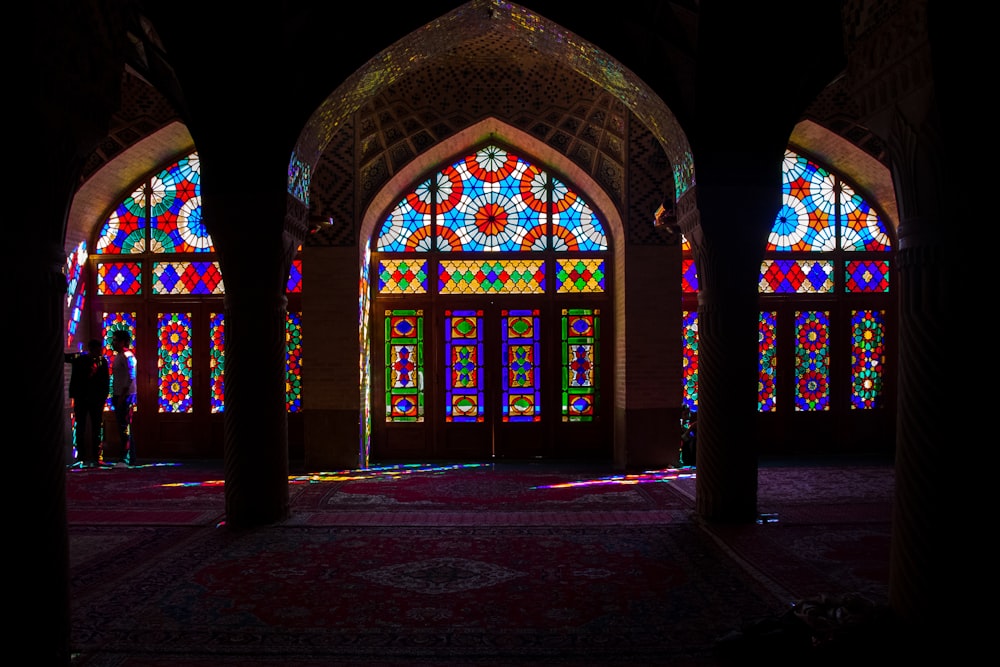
top-left (361, 118), bottom-right (622, 463)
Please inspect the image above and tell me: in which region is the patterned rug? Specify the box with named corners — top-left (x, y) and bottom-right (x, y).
top-left (66, 459), bottom-right (894, 666)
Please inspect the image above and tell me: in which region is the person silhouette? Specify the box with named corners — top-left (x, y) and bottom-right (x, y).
top-left (69, 339), bottom-right (110, 468)
top-left (110, 329), bottom-right (138, 467)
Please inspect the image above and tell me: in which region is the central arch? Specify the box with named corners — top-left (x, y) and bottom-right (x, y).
top-left (361, 119), bottom-right (625, 463)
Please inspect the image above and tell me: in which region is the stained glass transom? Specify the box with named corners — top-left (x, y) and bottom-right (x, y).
top-left (97, 262), bottom-right (142, 295)
top-left (152, 262), bottom-right (224, 295)
top-left (379, 259), bottom-right (428, 294)
top-left (438, 259), bottom-right (545, 294)
top-left (555, 259), bottom-right (605, 293)
top-left (759, 259), bottom-right (834, 293)
top-left (845, 260), bottom-right (889, 293)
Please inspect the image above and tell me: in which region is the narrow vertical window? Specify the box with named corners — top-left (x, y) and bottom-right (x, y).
top-left (562, 308), bottom-right (599, 421)
top-left (794, 310), bottom-right (830, 411)
top-left (102, 312), bottom-right (137, 410)
top-left (385, 309), bottom-right (424, 422)
top-left (286, 312), bottom-right (303, 412)
top-left (445, 309), bottom-right (484, 422)
top-left (209, 312), bottom-right (225, 413)
top-left (851, 309), bottom-right (885, 409)
top-left (758, 311), bottom-right (777, 411)
top-left (157, 312), bottom-right (193, 413)
top-left (682, 310), bottom-right (699, 411)
top-left (502, 309), bottom-right (541, 422)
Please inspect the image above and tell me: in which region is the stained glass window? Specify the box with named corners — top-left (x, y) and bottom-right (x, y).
top-left (681, 257), bottom-right (698, 293)
top-left (360, 244), bottom-right (372, 463)
top-left (502, 309), bottom-right (541, 422)
top-left (65, 241), bottom-right (88, 349)
top-left (794, 310), bottom-right (830, 411)
top-left (438, 259), bottom-right (545, 294)
top-left (845, 260), bottom-right (889, 293)
top-left (157, 312), bottom-right (193, 413)
top-left (555, 259), bottom-right (605, 293)
top-left (562, 308), bottom-right (600, 421)
top-left (97, 262), bottom-right (143, 295)
top-left (288, 258), bottom-right (303, 293)
top-left (759, 260), bottom-right (834, 293)
top-left (766, 150), bottom-right (892, 257)
top-left (549, 177), bottom-right (607, 251)
top-left (102, 312), bottom-right (136, 410)
top-left (445, 309), bottom-right (484, 422)
top-left (97, 183), bottom-right (147, 254)
top-left (375, 145), bottom-right (607, 253)
top-left (758, 312), bottom-right (777, 412)
top-left (378, 259), bottom-right (428, 294)
top-left (851, 310), bottom-right (885, 409)
top-left (839, 183), bottom-right (890, 251)
top-left (372, 144), bottom-right (609, 431)
top-left (752, 149), bottom-right (893, 414)
top-left (377, 178), bottom-right (434, 252)
top-left (209, 312), bottom-right (225, 414)
top-left (149, 154), bottom-right (209, 253)
top-left (682, 310), bottom-right (698, 412)
top-left (768, 152), bottom-right (836, 252)
top-left (385, 309), bottom-right (424, 422)
top-left (286, 312), bottom-right (303, 412)
top-left (152, 262), bottom-right (224, 295)
top-left (439, 149), bottom-right (543, 251)
top-left (287, 152), bottom-right (310, 206)
top-left (88, 152), bottom-right (309, 456)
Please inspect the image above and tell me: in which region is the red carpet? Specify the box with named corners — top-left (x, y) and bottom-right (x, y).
top-left (66, 459), bottom-right (894, 665)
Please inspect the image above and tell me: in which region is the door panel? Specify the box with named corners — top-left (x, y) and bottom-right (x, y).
top-left (372, 307), bottom-right (431, 461)
top-left (440, 307), bottom-right (492, 459)
top-left (372, 299), bottom-right (610, 462)
top-left (492, 307), bottom-right (547, 459)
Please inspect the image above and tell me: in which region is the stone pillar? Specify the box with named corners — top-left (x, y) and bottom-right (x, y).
top-left (842, 0), bottom-right (971, 641)
top-left (680, 184), bottom-right (771, 523)
top-left (683, 0), bottom-right (843, 522)
top-left (203, 185), bottom-right (301, 528)
top-left (19, 4), bottom-right (130, 661)
top-left (221, 289), bottom-right (292, 526)
top-left (876, 84), bottom-right (957, 641)
top-left (22, 246), bottom-right (73, 665)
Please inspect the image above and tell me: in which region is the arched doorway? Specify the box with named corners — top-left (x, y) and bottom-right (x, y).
top-left (368, 143), bottom-right (613, 463)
